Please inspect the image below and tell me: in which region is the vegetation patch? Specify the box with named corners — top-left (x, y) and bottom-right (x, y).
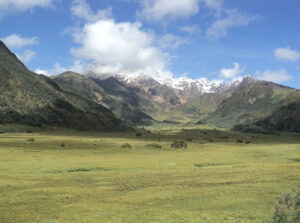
top-left (288, 158), bottom-right (300, 163)
top-left (49, 167), bottom-right (112, 173)
top-left (67, 167), bottom-right (111, 173)
top-left (121, 143), bottom-right (132, 149)
top-left (233, 124), bottom-right (272, 135)
top-left (194, 163), bottom-right (224, 168)
top-left (272, 188), bottom-right (300, 223)
top-left (145, 143), bottom-right (162, 148)
top-left (171, 140), bottom-right (187, 149)
top-left (27, 138), bottom-right (35, 142)
top-left (236, 136), bottom-right (252, 144)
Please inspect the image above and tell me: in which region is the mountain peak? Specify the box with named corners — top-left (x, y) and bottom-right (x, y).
top-left (0, 40), bottom-right (26, 70)
top-left (242, 74), bottom-right (257, 82)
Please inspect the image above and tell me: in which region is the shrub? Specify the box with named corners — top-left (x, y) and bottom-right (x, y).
top-left (121, 143), bottom-right (132, 149)
top-left (136, 133), bottom-right (142, 137)
top-left (272, 189), bottom-right (300, 223)
top-left (27, 138), bottom-right (35, 142)
top-left (236, 136), bottom-right (251, 144)
top-left (243, 136), bottom-right (251, 144)
top-left (236, 139), bottom-right (243, 144)
top-left (0, 129), bottom-right (5, 134)
top-left (171, 140), bottom-right (187, 149)
top-left (60, 143), bottom-right (65, 147)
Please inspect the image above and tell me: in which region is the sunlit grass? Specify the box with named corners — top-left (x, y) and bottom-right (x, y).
top-left (0, 129), bottom-right (300, 222)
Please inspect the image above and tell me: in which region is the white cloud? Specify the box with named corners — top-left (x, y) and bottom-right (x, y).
top-left (16, 50), bottom-right (36, 63)
top-left (158, 34), bottom-right (190, 49)
top-left (256, 69), bottom-right (292, 83)
top-left (71, 0), bottom-right (112, 22)
top-left (0, 34), bottom-right (38, 49)
top-left (70, 19), bottom-right (172, 79)
top-left (179, 25), bottom-right (201, 35)
top-left (138, 0), bottom-right (200, 22)
top-left (274, 47), bottom-right (300, 62)
top-left (0, 0), bottom-right (53, 17)
top-left (207, 10), bottom-right (260, 39)
top-left (35, 61), bottom-right (87, 76)
top-left (35, 68), bottom-right (49, 76)
top-left (202, 0), bottom-right (223, 10)
top-left (219, 62), bottom-right (244, 79)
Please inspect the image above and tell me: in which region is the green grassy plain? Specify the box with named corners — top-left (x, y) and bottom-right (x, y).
top-left (0, 128), bottom-right (300, 223)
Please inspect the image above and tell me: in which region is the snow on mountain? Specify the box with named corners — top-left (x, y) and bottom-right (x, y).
top-left (87, 72), bottom-right (258, 100)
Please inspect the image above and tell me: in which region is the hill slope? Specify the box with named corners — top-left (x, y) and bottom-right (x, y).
top-left (256, 91), bottom-right (300, 132)
top-left (205, 80), bottom-right (295, 128)
top-left (52, 73), bottom-right (154, 125)
top-left (0, 41), bottom-right (126, 131)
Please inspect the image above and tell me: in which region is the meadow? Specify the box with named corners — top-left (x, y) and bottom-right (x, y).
top-left (0, 127), bottom-right (300, 223)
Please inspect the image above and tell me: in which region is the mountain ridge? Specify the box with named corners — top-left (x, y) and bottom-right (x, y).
top-left (0, 40), bottom-right (126, 131)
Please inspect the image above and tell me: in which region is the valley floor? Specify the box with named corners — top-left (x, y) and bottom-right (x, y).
top-left (0, 128), bottom-right (300, 223)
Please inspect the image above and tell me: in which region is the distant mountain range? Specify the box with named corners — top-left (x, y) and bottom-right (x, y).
top-left (1, 40), bottom-right (299, 132)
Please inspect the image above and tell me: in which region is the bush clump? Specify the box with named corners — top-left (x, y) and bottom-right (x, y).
top-left (171, 140), bottom-right (187, 149)
top-left (136, 133), bottom-right (142, 137)
top-left (0, 129), bottom-right (5, 134)
top-left (145, 143), bottom-right (162, 148)
top-left (27, 138), bottom-right (35, 142)
top-left (272, 189), bottom-right (300, 223)
top-left (236, 136), bottom-right (251, 144)
top-left (121, 143), bottom-right (132, 149)
top-left (60, 143), bottom-right (65, 147)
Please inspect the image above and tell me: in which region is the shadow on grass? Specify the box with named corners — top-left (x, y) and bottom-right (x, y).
top-left (48, 167), bottom-right (113, 173)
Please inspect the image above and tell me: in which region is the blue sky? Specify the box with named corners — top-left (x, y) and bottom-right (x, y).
top-left (0, 0), bottom-right (299, 88)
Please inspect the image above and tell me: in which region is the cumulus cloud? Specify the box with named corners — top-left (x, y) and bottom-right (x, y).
top-left (16, 50), bottom-right (36, 63)
top-left (71, 0), bottom-right (112, 22)
top-left (70, 18), bottom-right (172, 78)
top-left (138, 0), bottom-right (200, 22)
top-left (0, 0), bottom-right (53, 17)
top-left (35, 61), bottom-right (86, 76)
top-left (0, 34), bottom-right (38, 49)
top-left (202, 0), bottom-right (223, 10)
top-left (274, 47), bottom-right (300, 62)
top-left (179, 25), bottom-right (201, 35)
top-left (207, 10), bottom-right (260, 39)
top-left (219, 62), bottom-right (244, 79)
top-left (158, 34), bottom-right (190, 49)
top-left (256, 69), bottom-right (292, 83)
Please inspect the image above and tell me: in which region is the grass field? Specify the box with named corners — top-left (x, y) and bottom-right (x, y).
top-left (0, 128), bottom-right (300, 223)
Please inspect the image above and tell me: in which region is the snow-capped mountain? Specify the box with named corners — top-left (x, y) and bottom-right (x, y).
top-left (87, 72), bottom-right (257, 102)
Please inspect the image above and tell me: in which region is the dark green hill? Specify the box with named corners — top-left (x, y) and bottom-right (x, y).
top-left (52, 73), bottom-right (153, 125)
top-left (177, 93), bottom-right (224, 121)
top-left (256, 91), bottom-right (300, 132)
top-left (205, 82), bottom-right (295, 128)
top-left (0, 41), bottom-right (126, 131)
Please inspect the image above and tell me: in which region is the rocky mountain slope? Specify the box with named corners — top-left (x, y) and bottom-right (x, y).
top-left (52, 72), bottom-right (155, 125)
top-left (0, 41), bottom-right (126, 131)
top-left (84, 72), bottom-right (298, 130)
